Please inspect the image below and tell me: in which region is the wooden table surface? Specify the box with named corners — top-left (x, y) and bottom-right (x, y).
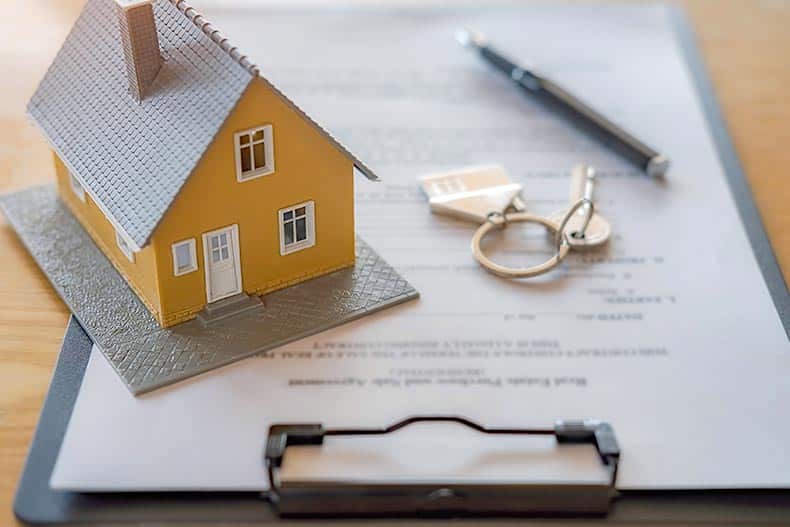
top-left (1, 0), bottom-right (788, 524)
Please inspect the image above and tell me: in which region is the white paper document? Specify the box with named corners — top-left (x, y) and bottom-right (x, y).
top-left (51, 4), bottom-right (789, 491)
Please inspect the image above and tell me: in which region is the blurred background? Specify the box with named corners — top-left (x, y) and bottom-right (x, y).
top-left (0, 0), bottom-right (788, 524)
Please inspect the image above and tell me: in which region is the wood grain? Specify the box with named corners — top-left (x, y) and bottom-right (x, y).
top-left (0, 0), bottom-right (787, 524)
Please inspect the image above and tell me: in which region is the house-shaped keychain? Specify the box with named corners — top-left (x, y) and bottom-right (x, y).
top-left (3, 0), bottom-right (418, 394)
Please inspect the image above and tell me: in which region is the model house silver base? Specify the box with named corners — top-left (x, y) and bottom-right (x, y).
top-left (0, 186), bottom-right (418, 395)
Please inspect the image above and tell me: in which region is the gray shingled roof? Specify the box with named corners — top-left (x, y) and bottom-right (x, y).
top-left (27, 0), bottom-right (376, 249)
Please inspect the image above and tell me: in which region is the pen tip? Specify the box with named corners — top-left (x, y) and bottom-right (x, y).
top-left (455, 27), bottom-right (485, 48)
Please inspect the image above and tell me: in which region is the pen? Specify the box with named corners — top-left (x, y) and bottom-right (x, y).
top-left (456, 28), bottom-right (669, 178)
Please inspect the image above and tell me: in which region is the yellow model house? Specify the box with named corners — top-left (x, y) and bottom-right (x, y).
top-left (27, 0), bottom-right (378, 328)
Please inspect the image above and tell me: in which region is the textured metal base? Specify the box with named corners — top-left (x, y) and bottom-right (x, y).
top-left (0, 185), bottom-right (418, 395)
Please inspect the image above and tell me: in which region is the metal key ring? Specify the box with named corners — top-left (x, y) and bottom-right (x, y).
top-left (471, 211), bottom-right (571, 278)
top-left (555, 198), bottom-right (594, 253)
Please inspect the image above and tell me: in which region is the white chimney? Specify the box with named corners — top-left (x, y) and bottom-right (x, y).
top-left (115, 0), bottom-right (162, 101)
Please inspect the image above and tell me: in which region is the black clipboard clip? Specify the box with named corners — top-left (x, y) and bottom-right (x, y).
top-left (264, 416), bottom-right (620, 518)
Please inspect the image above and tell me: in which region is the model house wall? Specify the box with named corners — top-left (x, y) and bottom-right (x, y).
top-left (54, 75), bottom-right (356, 327)
top-left (54, 154), bottom-right (163, 317)
top-left (149, 78), bottom-right (356, 326)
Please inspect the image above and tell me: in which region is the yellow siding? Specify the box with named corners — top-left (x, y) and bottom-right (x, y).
top-left (150, 78), bottom-right (356, 326)
top-left (53, 153), bottom-right (163, 321)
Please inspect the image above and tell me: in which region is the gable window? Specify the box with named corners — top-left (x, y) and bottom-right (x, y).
top-left (116, 230), bottom-right (135, 263)
top-left (171, 239), bottom-right (197, 276)
top-left (234, 125), bottom-right (274, 181)
top-left (69, 172), bottom-right (86, 202)
top-left (279, 201), bottom-right (315, 255)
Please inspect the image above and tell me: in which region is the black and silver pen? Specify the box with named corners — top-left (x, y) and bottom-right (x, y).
top-left (457, 28), bottom-right (669, 177)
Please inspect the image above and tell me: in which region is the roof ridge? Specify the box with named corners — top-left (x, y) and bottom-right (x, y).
top-left (166, 0), bottom-right (260, 76)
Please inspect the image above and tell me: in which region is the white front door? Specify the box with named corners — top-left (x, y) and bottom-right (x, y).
top-left (202, 225), bottom-right (242, 303)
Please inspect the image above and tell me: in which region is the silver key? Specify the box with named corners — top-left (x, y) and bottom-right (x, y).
top-left (550, 165), bottom-right (611, 249)
top-left (419, 165), bottom-right (525, 224)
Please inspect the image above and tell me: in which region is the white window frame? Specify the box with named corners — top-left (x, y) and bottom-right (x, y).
top-left (278, 201), bottom-right (315, 256)
top-left (171, 238), bottom-right (198, 277)
top-left (234, 124), bottom-right (274, 182)
top-left (116, 230), bottom-right (135, 263)
top-left (69, 172), bottom-right (86, 202)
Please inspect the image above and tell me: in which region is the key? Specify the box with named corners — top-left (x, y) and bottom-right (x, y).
top-left (418, 164), bottom-right (610, 279)
top-left (419, 165), bottom-right (525, 224)
top-left (549, 165), bottom-right (611, 249)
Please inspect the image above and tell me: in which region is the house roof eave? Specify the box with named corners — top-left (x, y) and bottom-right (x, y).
top-left (255, 75), bottom-right (379, 182)
top-left (32, 120), bottom-right (145, 252)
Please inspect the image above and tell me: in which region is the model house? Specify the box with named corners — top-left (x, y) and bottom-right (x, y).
top-left (27, 0), bottom-right (377, 328)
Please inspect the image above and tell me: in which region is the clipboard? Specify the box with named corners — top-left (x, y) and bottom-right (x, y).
top-left (13, 5), bottom-right (790, 524)
top-left (14, 318), bottom-right (790, 524)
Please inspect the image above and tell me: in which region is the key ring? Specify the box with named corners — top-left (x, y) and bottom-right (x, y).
top-left (419, 164), bottom-right (609, 280)
top-left (470, 199), bottom-right (592, 279)
top-left (555, 198), bottom-right (594, 253)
